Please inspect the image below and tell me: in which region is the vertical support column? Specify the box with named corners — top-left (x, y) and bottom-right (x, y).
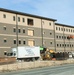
top-left (41, 19), bottom-right (43, 47)
top-left (16, 14), bottom-right (18, 59)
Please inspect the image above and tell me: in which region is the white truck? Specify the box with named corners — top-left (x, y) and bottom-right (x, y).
top-left (11, 46), bottom-right (40, 61)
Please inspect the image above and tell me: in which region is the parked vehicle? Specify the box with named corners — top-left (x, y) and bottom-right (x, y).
top-left (11, 46), bottom-right (40, 61)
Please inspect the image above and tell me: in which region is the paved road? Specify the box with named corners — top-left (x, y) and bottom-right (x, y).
top-left (0, 64), bottom-right (74, 75)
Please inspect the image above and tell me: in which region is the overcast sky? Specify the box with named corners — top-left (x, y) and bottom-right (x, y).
top-left (0, 0), bottom-right (74, 26)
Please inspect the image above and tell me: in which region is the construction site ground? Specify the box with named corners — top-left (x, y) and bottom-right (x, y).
top-left (0, 58), bottom-right (74, 72)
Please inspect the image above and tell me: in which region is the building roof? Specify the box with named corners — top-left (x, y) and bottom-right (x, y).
top-left (55, 23), bottom-right (74, 28)
top-left (0, 8), bottom-right (57, 21)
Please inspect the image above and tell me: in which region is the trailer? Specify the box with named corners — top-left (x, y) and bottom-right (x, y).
top-left (11, 46), bottom-right (40, 61)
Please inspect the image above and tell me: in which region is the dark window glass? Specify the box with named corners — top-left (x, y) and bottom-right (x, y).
top-left (3, 27), bottom-right (6, 30)
top-left (50, 42), bottom-right (52, 44)
top-left (57, 44), bottom-right (59, 47)
top-left (4, 52), bottom-right (7, 55)
top-left (13, 16), bottom-right (15, 21)
top-left (18, 17), bottom-right (20, 22)
top-left (23, 29), bottom-right (25, 33)
top-left (13, 28), bottom-right (16, 32)
top-left (69, 29), bottom-right (70, 32)
top-left (59, 36), bottom-right (61, 39)
top-left (14, 40), bottom-right (16, 44)
top-left (56, 27), bottom-right (58, 30)
top-left (3, 14), bottom-right (6, 18)
top-left (60, 44), bottom-right (61, 47)
top-left (23, 41), bottom-right (26, 44)
top-left (59, 27), bottom-right (60, 31)
top-left (18, 29), bottom-right (21, 33)
top-left (4, 39), bottom-right (7, 43)
top-left (64, 28), bottom-right (65, 31)
top-left (27, 19), bottom-right (33, 25)
top-left (23, 18), bottom-right (25, 22)
top-left (50, 33), bottom-right (52, 35)
top-left (56, 36), bottom-right (58, 38)
top-left (19, 40), bottom-right (21, 44)
top-left (49, 23), bottom-right (51, 25)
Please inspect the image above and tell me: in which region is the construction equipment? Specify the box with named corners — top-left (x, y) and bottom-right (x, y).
top-left (40, 48), bottom-right (55, 60)
top-left (67, 35), bottom-right (74, 39)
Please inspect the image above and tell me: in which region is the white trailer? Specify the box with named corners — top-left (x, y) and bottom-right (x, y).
top-left (12, 46), bottom-right (40, 61)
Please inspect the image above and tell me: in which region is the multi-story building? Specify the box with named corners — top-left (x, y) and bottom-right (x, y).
top-left (55, 23), bottom-right (74, 52)
top-left (0, 8), bottom-right (74, 57)
top-left (0, 8), bottom-right (56, 57)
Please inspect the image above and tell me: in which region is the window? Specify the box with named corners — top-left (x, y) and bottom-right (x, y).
top-left (62, 44), bottom-right (64, 47)
top-left (49, 23), bottom-right (51, 26)
top-left (69, 29), bottom-right (70, 32)
top-left (64, 28), bottom-right (65, 31)
top-left (23, 41), bottom-right (26, 44)
top-left (19, 40), bottom-right (21, 44)
top-left (18, 29), bottom-right (21, 33)
top-left (3, 14), bottom-right (6, 18)
top-left (18, 17), bottom-right (20, 22)
top-left (4, 51), bottom-right (7, 55)
top-left (14, 40), bottom-right (16, 44)
top-left (3, 26), bottom-right (6, 30)
top-left (70, 44), bottom-right (71, 47)
top-left (4, 39), bottom-right (7, 43)
top-left (27, 19), bottom-right (33, 25)
top-left (13, 16), bottom-right (15, 21)
top-left (65, 44), bottom-right (66, 47)
top-left (67, 44), bottom-right (69, 47)
top-left (60, 44), bottom-right (61, 47)
top-left (56, 27), bottom-right (58, 30)
top-left (50, 33), bottom-right (52, 35)
top-left (66, 29), bottom-right (68, 32)
top-left (28, 40), bottom-right (34, 46)
top-left (13, 28), bottom-right (16, 32)
top-left (23, 29), bottom-right (25, 33)
top-left (59, 36), bottom-right (61, 39)
top-left (59, 27), bottom-right (60, 31)
top-left (64, 36), bottom-right (66, 39)
top-left (57, 44), bottom-right (59, 47)
top-left (28, 30), bottom-right (34, 36)
top-left (62, 36), bottom-right (63, 39)
top-left (22, 18), bottom-right (25, 22)
top-left (56, 36), bottom-right (58, 38)
top-left (50, 42), bottom-right (52, 45)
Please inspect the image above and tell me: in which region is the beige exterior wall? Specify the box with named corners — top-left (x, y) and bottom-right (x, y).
top-left (17, 14), bottom-right (41, 28)
top-left (55, 24), bottom-right (74, 35)
top-left (0, 11), bottom-right (16, 25)
top-left (64, 26), bottom-right (74, 35)
top-left (55, 25), bottom-right (63, 33)
top-left (42, 19), bottom-right (54, 30)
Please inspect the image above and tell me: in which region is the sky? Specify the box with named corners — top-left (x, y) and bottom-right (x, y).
top-left (0, 0), bottom-right (74, 26)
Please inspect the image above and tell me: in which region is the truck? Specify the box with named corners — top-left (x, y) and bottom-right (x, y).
top-left (11, 46), bottom-right (40, 61)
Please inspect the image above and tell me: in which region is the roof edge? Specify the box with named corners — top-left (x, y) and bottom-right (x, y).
top-left (55, 23), bottom-right (74, 28)
top-left (0, 8), bottom-right (57, 21)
